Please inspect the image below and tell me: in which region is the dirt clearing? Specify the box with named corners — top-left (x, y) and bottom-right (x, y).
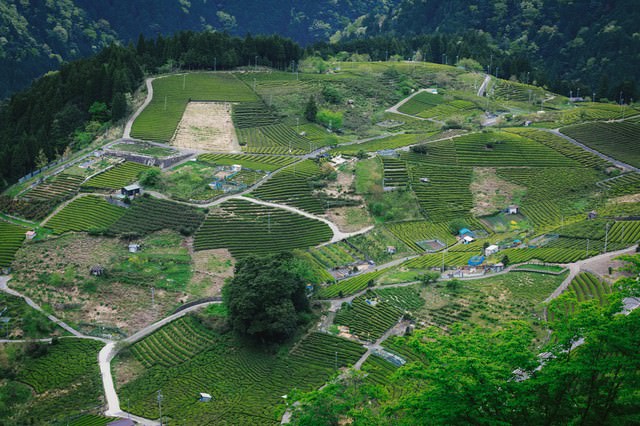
top-left (172, 102), bottom-right (240, 152)
top-left (471, 167), bottom-right (526, 216)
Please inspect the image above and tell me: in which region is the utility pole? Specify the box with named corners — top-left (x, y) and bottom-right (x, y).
top-left (255, 55), bottom-right (258, 71)
top-left (604, 223), bottom-right (610, 253)
top-left (253, 78), bottom-right (256, 92)
top-left (151, 287), bottom-right (155, 308)
top-left (586, 238), bottom-right (590, 257)
top-left (157, 390), bottom-right (163, 426)
top-left (182, 74), bottom-right (186, 90)
top-left (335, 351), bottom-right (338, 369)
top-left (164, 96), bottom-right (167, 111)
top-left (214, 57), bottom-right (217, 72)
top-left (296, 117), bottom-right (299, 134)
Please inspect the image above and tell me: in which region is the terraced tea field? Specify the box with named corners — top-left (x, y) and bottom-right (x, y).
top-left (408, 163), bottom-right (474, 221)
top-left (131, 316), bottom-right (216, 367)
top-left (82, 162), bottom-right (152, 190)
top-left (238, 124), bottom-right (313, 155)
top-left (22, 174), bottom-right (84, 201)
top-left (0, 220), bottom-right (27, 267)
top-left (198, 153), bottom-right (296, 172)
top-left (505, 128), bottom-right (609, 168)
top-left (382, 157), bottom-right (409, 187)
top-left (335, 286), bottom-right (425, 340)
top-left (194, 199), bottom-right (332, 257)
top-left (109, 197), bottom-right (205, 235)
top-left (569, 272), bottom-right (611, 303)
top-left (597, 173), bottom-right (640, 196)
top-left (561, 121), bottom-right (640, 168)
top-left (131, 73), bottom-right (257, 142)
top-left (44, 196), bottom-right (125, 234)
top-left (232, 102), bottom-right (279, 128)
top-left (452, 132), bottom-right (576, 167)
top-left (119, 330), bottom-right (365, 424)
top-left (308, 242), bottom-right (357, 269)
top-left (398, 91), bottom-right (445, 115)
top-left (386, 220), bottom-right (457, 252)
top-left (15, 339), bottom-right (104, 421)
top-left (250, 160), bottom-right (325, 214)
top-left (317, 269), bottom-right (387, 298)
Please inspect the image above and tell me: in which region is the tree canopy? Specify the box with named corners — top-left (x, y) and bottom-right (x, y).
top-left (223, 252), bottom-right (311, 343)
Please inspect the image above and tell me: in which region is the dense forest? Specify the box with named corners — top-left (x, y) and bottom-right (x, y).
top-left (0, 32), bottom-right (301, 187)
top-left (350, 0), bottom-right (639, 101)
top-left (0, 0), bottom-right (395, 98)
top-left (1, 0), bottom-right (638, 100)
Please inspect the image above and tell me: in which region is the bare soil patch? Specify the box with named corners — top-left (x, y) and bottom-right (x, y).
top-left (471, 167), bottom-right (525, 216)
top-left (172, 102), bottom-right (240, 152)
top-left (325, 206), bottom-right (373, 233)
top-left (10, 234), bottom-right (181, 335)
top-left (189, 248), bottom-right (235, 297)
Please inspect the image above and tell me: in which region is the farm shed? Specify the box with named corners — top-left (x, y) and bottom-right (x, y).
top-left (489, 262), bottom-right (504, 272)
top-left (386, 246), bottom-right (396, 254)
top-left (90, 265), bottom-right (105, 276)
top-left (25, 230), bottom-right (36, 240)
top-left (508, 205), bottom-right (519, 214)
top-left (587, 210), bottom-right (598, 220)
top-left (128, 244), bottom-right (141, 253)
top-left (458, 228), bottom-right (474, 237)
top-left (199, 392), bottom-right (212, 402)
top-left (485, 244), bottom-right (499, 256)
top-left (121, 184), bottom-right (142, 198)
top-left (462, 235), bottom-right (475, 244)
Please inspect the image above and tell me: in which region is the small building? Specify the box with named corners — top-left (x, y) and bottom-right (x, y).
top-left (121, 184), bottom-right (141, 198)
top-left (128, 244), bottom-right (141, 253)
top-left (90, 265), bottom-right (105, 276)
top-left (25, 230), bottom-right (36, 240)
top-left (419, 177), bottom-right (430, 183)
top-left (231, 164), bottom-right (242, 172)
top-left (485, 244), bottom-right (499, 256)
top-left (462, 235), bottom-right (475, 244)
top-left (459, 228), bottom-right (474, 237)
top-left (386, 246), bottom-right (396, 254)
top-left (199, 392), bottom-right (212, 402)
top-left (508, 205), bottom-right (519, 215)
top-left (490, 262), bottom-right (505, 272)
top-left (587, 210), bottom-right (598, 220)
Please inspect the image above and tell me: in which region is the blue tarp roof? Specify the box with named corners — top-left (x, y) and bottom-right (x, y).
top-left (459, 228), bottom-right (472, 235)
top-left (468, 255), bottom-right (485, 266)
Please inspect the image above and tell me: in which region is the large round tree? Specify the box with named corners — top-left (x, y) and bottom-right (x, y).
top-left (223, 252), bottom-right (311, 343)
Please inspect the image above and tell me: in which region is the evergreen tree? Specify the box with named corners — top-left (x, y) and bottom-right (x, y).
top-left (111, 92), bottom-right (127, 121)
top-left (304, 95), bottom-right (318, 122)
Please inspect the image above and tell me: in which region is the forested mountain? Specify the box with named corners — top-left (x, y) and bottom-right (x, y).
top-left (0, 0), bottom-right (396, 98)
top-left (350, 0), bottom-right (639, 101)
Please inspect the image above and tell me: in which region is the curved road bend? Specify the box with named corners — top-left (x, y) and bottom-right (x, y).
top-left (123, 78), bottom-right (154, 140)
top-left (100, 301), bottom-right (221, 424)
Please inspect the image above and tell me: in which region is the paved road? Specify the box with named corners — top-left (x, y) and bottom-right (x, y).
top-left (100, 300), bottom-right (222, 423)
top-left (543, 245), bottom-right (637, 304)
top-left (123, 78), bottom-right (154, 140)
top-left (0, 276), bottom-right (96, 339)
top-left (477, 74), bottom-right (491, 97)
top-left (545, 128), bottom-right (639, 173)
